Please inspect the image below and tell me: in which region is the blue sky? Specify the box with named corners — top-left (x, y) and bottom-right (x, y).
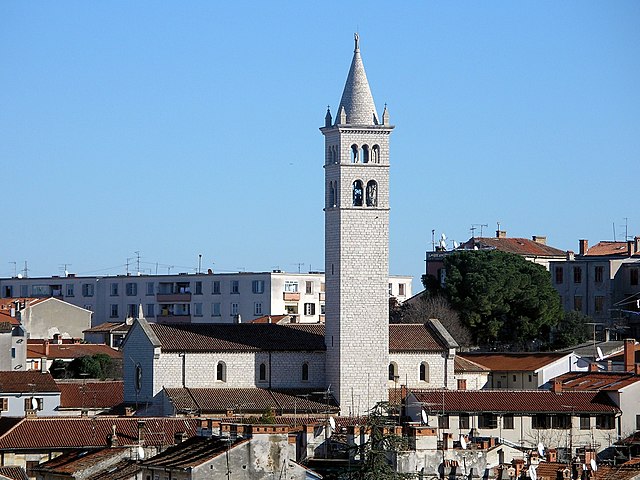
top-left (1, 1), bottom-right (639, 284)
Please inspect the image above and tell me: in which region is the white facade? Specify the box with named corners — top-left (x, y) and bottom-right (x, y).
top-left (0, 271), bottom-right (411, 327)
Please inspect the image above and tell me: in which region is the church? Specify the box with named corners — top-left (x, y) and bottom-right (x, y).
top-left (122, 35), bottom-right (458, 417)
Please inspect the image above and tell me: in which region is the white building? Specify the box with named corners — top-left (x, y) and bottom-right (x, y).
top-left (0, 271), bottom-right (411, 327)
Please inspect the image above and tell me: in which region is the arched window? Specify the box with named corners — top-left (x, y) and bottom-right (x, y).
top-left (372, 145), bottom-right (380, 163)
top-left (329, 181), bottom-right (336, 208)
top-left (420, 362), bottom-right (429, 382)
top-left (259, 363), bottom-right (267, 382)
top-left (353, 180), bottom-right (363, 206)
top-left (216, 361), bottom-right (226, 382)
top-left (351, 144), bottom-right (359, 163)
top-left (366, 180), bottom-right (377, 207)
top-left (332, 146), bottom-right (338, 164)
top-left (135, 363), bottom-right (142, 392)
top-left (388, 362), bottom-right (398, 381)
top-left (302, 362), bottom-right (309, 382)
top-left (362, 144), bottom-right (370, 163)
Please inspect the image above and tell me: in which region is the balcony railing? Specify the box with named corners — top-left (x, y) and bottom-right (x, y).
top-left (283, 292), bottom-right (300, 301)
top-left (157, 293), bottom-right (191, 302)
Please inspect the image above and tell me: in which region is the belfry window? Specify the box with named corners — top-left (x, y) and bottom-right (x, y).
top-left (351, 144), bottom-right (359, 163)
top-left (372, 145), bottom-right (380, 163)
top-left (362, 144), bottom-right (370, 163)
top-left (329, 182), bottom-right (336, 208)
top-left (366, 180), bottom-right (377, 207)
top-left (353, 180), bottom-right (363, 206)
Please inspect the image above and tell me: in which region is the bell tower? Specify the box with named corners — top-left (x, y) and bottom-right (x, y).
top-left (321, 34), bottom-right (394, 415)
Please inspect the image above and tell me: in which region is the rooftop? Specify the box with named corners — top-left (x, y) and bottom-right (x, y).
top-left (459, 236), bottom-right (566, 257)
top-left (458, 352), bottom-right (570, 372)
top-left (32, 447), bottom-right (128, 476)
top-left (141, 435), bottom-right (243, 469)
top-left (27, 342), bottom-right (122, 360)
top-left (0, 371), bottom-right (59, 393)
top-left (56, 380), bottom-right (124, 409)
top-left (553, 371), bottom-right (640, 391)
top-left (83, 322), bottom-right (131, 334)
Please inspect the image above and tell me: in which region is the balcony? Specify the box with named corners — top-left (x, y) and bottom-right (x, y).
top-left (157, 315), bottom-right (191, 324)
top-left (157, 293), bottom-right (191, 302)
top-left (283, 292), bottom-right (300, 301)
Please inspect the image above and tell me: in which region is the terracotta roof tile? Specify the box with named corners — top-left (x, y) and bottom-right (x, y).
top-left (56, 381), bottom-right (124, 409)
top-left (0, 372), bottom-right (59, 393)
top-left (150, 323), bottom-right (326, 352)
top-left (458, 352), bottom-right (569, 372)
top-left (454, 355), bottom-right (491, 373)
top-left (0, 466), bottom-right (28, 480)
top-left (553, 371), bottom-right (640, 391)
top-left (459, 237), bottom-right (566, 257)
top-left (585, 241), bottom-right (636, 256)
top-left (141, 435), bottom-right (243, 469)
top-left (32, 447), bottom-right (128, 475)
top-left (534, 461), bottom-right (640, 480)
top-left (0, 417), bottom-right (198, 450)
top-left (92, 459), bottom-right (141, 480)
top-left (389, 323), bottom-right (444, 351)
top-left (83, 322), bottom-right (131, 334)
top-left (249, 315), bottom-right (290, 324)
top-left (410, 389), bottom-right (618, 414)
top-left (27, 343), bottom-right (122, 360)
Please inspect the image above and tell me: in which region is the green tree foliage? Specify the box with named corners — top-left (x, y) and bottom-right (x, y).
top-left (66, 354), bottom-right (117, 379)
top-left (552, 310), bottom-right (591, 349)
top-left (439, 250), bottom-right (562, 348)
top-left (49, 359), bottom-right (68, 379)
top-left (259, 408), bottom-right (276, 424)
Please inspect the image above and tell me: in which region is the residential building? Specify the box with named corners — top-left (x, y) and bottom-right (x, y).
top-left (0, 321), bottom-right (26, 373)
top-left (55, 380), bottom-right (123, 416)
top-left (0, 372), bottom-right (60, 417)
top-left (0, 272), bottom-right (411, 327)
top-left (3, 298), bottom-right (91, 340)
top-left (82, 321), bottom-right (131, 348)
top-left (26, 339), bottom-right (121, 373)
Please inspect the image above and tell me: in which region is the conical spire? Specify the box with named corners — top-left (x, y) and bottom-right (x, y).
top-left (336, 33), bottom-right (379, 126)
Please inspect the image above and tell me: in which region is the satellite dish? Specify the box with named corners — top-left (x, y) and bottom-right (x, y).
top-left (137, 445), bottom-right (145, 460)
top-left (453, 241), bottom-right (459, 249)
top-left (441, 233), bottom-right (447, 241)
top-left (439, 239), bottom-right (447, 249)
top-left (31, 397), bottom-right (38, 410)
top-left (17, 273), bottom-right (23, 279)
top-left (596, 347), bottom-right (604, 361)
top-left (460, 435), bottom-right (467, 450)
top-left (528, 465), bottom-right (538, 480)
top-left (328, 416), bottom-right (336, 430)
top-left (590, 459), bottom-right (597, 471)
top-left (421, 409), bottom-right (428, 424)
top-left (537, 442), bottom-right (545, 457)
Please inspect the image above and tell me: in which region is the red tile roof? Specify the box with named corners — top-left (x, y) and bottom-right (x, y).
top-left (56, 381), bottom-right (124, 409)
top-left (533, 461), bottom-right (640, 480)
top-left (32, 447), bottom-right (128, 475)
top-left (389, 323), bottom-right (446, 351)
top-left (92, 459), bottom-right (141, 480)
top-left (0, 466), bottom-right (28, 480)
top-left (458, 352), bottom-right (569, 372)
top-left (459, 237), bottom-right (566, 257)
top-left (454, 355), bottom-right (491, 373)
top-left (83, 322), bottom-right (131, 334)
top-left (0, 417), bottom-right (199, 450)
top-left (249, 315), bottom-right (290, 324)
top-left (164, 387), bottom-right (338, 414)
top-left (141, 435), bottom-right (245, 469)
top-left (553, 371), bottom-right (640, 391)
top-left (410, 389), bottom-right (618, 414)
top-left (0, 371), bottom-right (59, 393)
top-left (27, 342), bottom-right (122, 360)
top-left (584, 241), bottom-right (636, 256)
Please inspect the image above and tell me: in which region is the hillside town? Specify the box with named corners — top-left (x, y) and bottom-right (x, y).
top-left (1, 35), bottom-right (639, 480)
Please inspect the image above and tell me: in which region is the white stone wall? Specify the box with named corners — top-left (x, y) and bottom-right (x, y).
top-left (389, 352), bottom-right (454, 390)
top-left (454, 371), bottom-right (489, 390)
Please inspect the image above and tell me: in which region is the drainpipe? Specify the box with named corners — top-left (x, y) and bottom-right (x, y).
top-left (268, 351), bottom-right (272, 389)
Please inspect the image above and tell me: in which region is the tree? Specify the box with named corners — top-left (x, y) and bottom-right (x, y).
top-left (552, 310), bottom-right (591, 349)
top-left (438, 250), bottom-right (562, 349)
top-left (49, 359), bottom-right (68, 379)
top-left (66, 354), bottom-right (117, 379)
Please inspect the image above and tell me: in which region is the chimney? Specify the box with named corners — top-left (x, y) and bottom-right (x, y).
top-left (44, 341), bottom-right (50, 356)
top-left (579, 240), bottom-right (588, 256)
top-left (589, 362), bottom-right (599, 372)
top-left (532, 236), bottom-right (547, 245)
top-left (627, 241), bottom-right (634, 257)
top-left (566, 251), bottom-right (575, 261)
top-left (174, 431), bottom-right (187, 444)
top-left (137, 420), bottom-right (146, 446)
top-left (40, 357), bottom-right (47, 373)
top-left (10, 307), bottom-right (15, 318)
top-left (624, 338), bottom-right (635, 373)
top-left (496, 230), bottom-right (507, 238)
top-left (551, 379), bottom-right (563, 394)
top-left (635, 236), bottom-right (640, 254)
top-left (107, 425), bottom-right (119, 447)
top-left (53, 334), bottom-right (62, 345)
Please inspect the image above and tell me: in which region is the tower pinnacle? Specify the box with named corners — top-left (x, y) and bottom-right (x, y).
top-left (337, 34), bottom-right (378, 125)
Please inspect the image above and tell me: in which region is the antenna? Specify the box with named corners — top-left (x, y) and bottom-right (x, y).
top-left (292, 262), bottom-right (305, 274)
top-left (22, 261), bottom-right (29, 279)
top-left (431, 229), bottom-right (435, 252)
top-left (135, 251), bottom-right (141, 275)
top-left (472, 223), bottom-right (488, 237)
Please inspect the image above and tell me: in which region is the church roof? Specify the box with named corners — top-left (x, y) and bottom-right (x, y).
top-left (337, 34), bottom-right (379, 125)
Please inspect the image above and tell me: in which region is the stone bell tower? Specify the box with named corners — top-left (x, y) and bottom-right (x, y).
top-left (321, 34), bottom-right (394, 415)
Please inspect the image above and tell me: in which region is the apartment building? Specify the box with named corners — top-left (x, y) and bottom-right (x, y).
top-left (0, 271), bottom-right (411, 327)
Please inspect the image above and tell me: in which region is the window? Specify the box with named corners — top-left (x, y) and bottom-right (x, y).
top-left (259, 363), bottom-right (267, 382)
top-left (573, 296), bottom-right (583, 312)
top-left (146, 282), bottom-right (154, 295)
top-left (127, 304), bottom-right (137, 318)
top-left (328, 181), bottom-right (336, 208)
top-left (306, 281), bottom-right (313, 294)
top-left (420, 362), bottom-right (429, 382)
top-left (503, 414), bottom-right (514, 430)
top-left (82, 283), bottom-right (94, 297)
top-left (352, 180), bottom-right (363, 206)
top-left (110, 304), bottom-right (119, 318)
top-left (555, 267), bottom-right (564, 284)
top-left (573, 266), bottom-right (582, 284)
top-left (284, 281), bottom-right (298, 293)
top-left (389, 283), bottom-right (393, 295)
top-left (66, 284), bottom-right (74, 297)
top-left (361, 144), bottom-right (370, 163)
top-left (302, 362), bottom-right (309, 382)
top-left (24, 397), bottom-right (43, 411)
top-left (216, 362), bottom-right (226, 382)
top-left (512, 374), bottom-right (517, 382)
top-left (304, 303), bottom-right (315, 316)
top-left (212, 281), bottom-right (221, 294)
top-left (0, 398), bottom-right (7, 411)
top-left (459, 413), bottom-right (469, 430)
top-left (230, 303), bottom-right (239, 316)
top-left (111, 283), bottom-right (119, 296)
top-left (320, 304), bottom-right (325, 315)
top-left (596, 415), bottom-right (614, 430)
top-left (194, 303), bottom-right (203, 317)
top-left (438, 415), bottom-right (449, 429)
top-left (457, 379), bottom-right (467, 390)
top-left (254, 302), bottom-right (262, 316)
top-left (631, 268), bottom-right (639, 286)
top-left (11, 348), bottom-right (15, 359)
top-left (351, 144), bottom-right (358, 163)
top-left (398, 283), bottom-right (406, 296)
top-left (20, 285), bottom-right (28, 297)
top-left (365, 180), bottom-right (377, 207)
top-left (195, 281), bottom-right (202, 295)
top-left (126, 283), bottom-right (137, 296)
top-left (636, 415), bottom-right (640, 431)
top-left (135, 364), bottom-right (142, 391)
top-left (320, 282), bottom-right (325, 293)
top-left (479, 413), bottom-right (497, 429)
top-left (595, 266), bottom-right (604, 283)
top-left (252, 280), bottom-right (265, 294)
top-left (146, 304), bottom-right (155, 318)
top-left (388, 363), bottom-right (398, 381)
top-left (552, 414), bottom-right (570, 429)
top-left (3, 285), bottom-right (13, 298)
top-left (594, 296), bottom-right (605, 314)
top-left (532, 414), bottom-right (550, 429)
top-left (580, 415), bottom-right (590, 430)
top-left (231, 280), bottom-right (239, 294)
top-left (212, 303), bottom-right (221, 316)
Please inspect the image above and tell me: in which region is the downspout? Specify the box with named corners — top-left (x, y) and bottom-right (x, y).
top-left (268, 351), bottom-right (272, 389)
